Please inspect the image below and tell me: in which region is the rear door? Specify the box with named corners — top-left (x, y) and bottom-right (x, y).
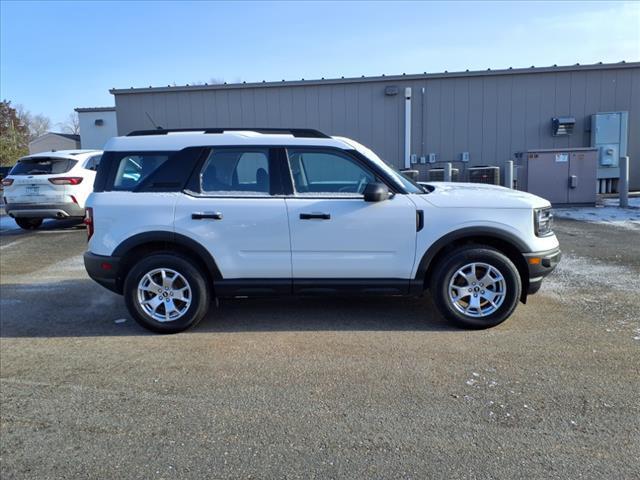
top-left (4, 157), bottom-right (77, 205)
top-left (173, 147), bottom-right (291, 279)
top-left (284, 148), bottom-right (417, 280)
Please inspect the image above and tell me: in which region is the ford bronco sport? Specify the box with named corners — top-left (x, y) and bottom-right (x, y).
top-left (84, 128), bottom-right (560, 333)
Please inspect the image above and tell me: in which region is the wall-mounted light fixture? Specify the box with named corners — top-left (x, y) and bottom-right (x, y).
top-left (384, 86), bottom-right (399, 96)
top-left (94, 119), bottom-right (104, 126)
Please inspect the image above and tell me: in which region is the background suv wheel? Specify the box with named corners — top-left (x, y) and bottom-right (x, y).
top-left (15, 218), bottom-right (43, 230)
top-left (124, 253), bottom-right (211, 333)
top-left (430, 246), bottom-right (521, 329)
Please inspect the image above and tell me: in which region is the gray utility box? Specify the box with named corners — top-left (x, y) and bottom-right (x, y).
top-left (517, 148), bottom-right (598, 206)
top-left (591, 111), bottom-right (628, 179)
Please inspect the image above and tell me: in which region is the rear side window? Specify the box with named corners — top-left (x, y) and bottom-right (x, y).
top-left (113, 154), bottom-right (169, 190)
top-left (10, 157), bottom-right (77, 175)
top-left (200, 149), bottom-right (270, 195)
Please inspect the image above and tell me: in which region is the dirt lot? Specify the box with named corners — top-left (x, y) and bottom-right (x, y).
top-left (1, 217), bottom-right (638, 479)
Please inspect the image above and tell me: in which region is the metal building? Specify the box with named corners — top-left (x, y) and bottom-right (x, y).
top-left (111, 62), bottom-right (640, 190)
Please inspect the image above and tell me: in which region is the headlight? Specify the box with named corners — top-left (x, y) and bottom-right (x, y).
top-left (534, 207), bottom-right (554, 237)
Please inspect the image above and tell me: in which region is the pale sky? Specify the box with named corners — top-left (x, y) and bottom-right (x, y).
top-left (1, 0), bottom-right (638, 126)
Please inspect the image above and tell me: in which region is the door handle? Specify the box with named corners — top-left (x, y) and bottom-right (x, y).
top-left (192, 212), bottom-right (223, 220)
top-left (300, 213), bottom-right (331, 220)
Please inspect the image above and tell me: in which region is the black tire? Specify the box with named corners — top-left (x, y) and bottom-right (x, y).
top-left (15, 217), bottom-right (43, 230)
top-left (429, 246), bottom-right (521, 329)
top-left (124, 253), bottom-right (211, 333)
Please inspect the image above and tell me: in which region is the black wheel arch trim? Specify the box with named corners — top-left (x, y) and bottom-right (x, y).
top-left (414, 226), bottom-right (530, 282)
top-left (112, 231), bottom-right (223, 280)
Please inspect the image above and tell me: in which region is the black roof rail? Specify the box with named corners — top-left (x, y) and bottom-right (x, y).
top-left (126, 128), bottom-right (330, 138)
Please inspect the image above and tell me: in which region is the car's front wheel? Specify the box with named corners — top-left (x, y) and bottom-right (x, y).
top-left (430, 246), bottom-right (522, 329)
top-left (124, 254), bottom-right (211, 333)
top-left (15, 217), bottom-right (43, 230)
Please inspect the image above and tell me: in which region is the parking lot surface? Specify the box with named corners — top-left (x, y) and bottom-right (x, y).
top-left (1, 216), bottom-right (639, 479)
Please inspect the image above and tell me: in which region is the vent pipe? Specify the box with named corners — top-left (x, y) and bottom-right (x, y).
top-left (404, 87), bottom-right (412, 169)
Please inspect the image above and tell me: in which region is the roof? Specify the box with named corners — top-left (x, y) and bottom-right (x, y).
top-left (110, 61), bottom-right (639, 95)
top-left (52, 133), bottom-right (81, 141)
top-left (74, 106), bottom-right (116, 113)
top-left (23, 149), bottom-right (102, 159)
top-left (28, 132), bottom-right (80, 145)
top-left (104, 129), bottom-right (351, 152)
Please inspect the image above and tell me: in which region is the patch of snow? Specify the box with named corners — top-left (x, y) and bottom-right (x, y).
top-left (554, 197), bottom-right (640, 231)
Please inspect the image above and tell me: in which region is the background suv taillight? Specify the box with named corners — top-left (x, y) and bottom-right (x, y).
top-left (84, 207), bottom-right (94, 240)
top-left (49, 177), bottom-right (83, 185)
top-left (1, 178), bottom-right (14, 186)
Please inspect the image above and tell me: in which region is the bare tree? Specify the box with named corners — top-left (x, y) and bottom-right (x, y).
top-left (29, 114), bottom-right (51, 139)
top-left (59, 112), bottom-right (80, 135)
top-left (13, 104), bottom-right (52, 141)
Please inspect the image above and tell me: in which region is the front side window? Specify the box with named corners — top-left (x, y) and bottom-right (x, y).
top-left (113, 154), bottom-right (169, 190)
top-left (200, 149), bottom-right (270, 195)
top-left (287, 149), bottom-right (376, 195)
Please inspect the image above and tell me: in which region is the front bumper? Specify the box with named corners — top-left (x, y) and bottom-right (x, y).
top-left (84, 252), bottom-right (122, 294)
top-left (523, 247), bottom-right (562, 295)
top-left (6, 202), bottom-right (85, 219)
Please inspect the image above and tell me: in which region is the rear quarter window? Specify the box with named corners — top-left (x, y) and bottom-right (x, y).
top-left (112, 154), bottom-right (170, 190)
top-left (9, 157), bottom-right (77, 175)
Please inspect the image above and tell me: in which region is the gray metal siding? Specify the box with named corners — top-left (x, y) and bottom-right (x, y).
top-left (114, 64), bottom-right (640, 189)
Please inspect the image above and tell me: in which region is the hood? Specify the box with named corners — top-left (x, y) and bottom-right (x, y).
top-left (419, 182), bottom-right (551, 209)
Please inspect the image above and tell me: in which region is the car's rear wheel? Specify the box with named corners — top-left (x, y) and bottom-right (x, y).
top-left (430, 246), bottom-right (521, 329)
top-left (124, 254), bottom-right (211, 333)
top-left (15, 217), bottom-right (43, 230)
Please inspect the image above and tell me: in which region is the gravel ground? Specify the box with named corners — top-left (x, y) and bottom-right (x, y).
top-left (0, 218), bottom-right (639, 479)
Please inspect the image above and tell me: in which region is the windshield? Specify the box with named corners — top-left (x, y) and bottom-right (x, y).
top-left (10, 157), bottom-right (77, 175)
top-left (336, 137), bottom-right (427, 194)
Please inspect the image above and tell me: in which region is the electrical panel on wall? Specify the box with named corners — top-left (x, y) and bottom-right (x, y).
top-left (419, 156), bottom-right (426, 164)
top-left (410, 154), bottom-right (418, 164)
top-left (460, 152), bottom-right (470, 162)
top-left (428, 153), bottom-right (437, 164)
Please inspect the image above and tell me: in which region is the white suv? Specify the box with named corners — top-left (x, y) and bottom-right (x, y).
top-left (2, 150), bottom-right (102, 229)
top-left (84, 128), bottom-right (560, 333)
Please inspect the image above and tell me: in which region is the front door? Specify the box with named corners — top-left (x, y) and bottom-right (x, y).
top-left (284, 148), bottom-right (417, 280)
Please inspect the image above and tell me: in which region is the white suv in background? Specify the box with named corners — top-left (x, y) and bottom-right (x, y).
top-left (84, 128), bottom-right (560, 333)
top-left (2, 150), bottom-right (102, 229)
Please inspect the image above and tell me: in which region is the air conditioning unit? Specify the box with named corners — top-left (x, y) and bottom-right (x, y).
top-left (427, 168), bottom-right (459, 182)
top-left (468, 166), bottom-right (500, 185)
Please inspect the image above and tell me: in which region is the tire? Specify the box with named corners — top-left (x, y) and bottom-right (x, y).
top-left (15, 217), bottom-right (43, 230)
top-left (124, 253), bottom-right (211, 333)
top-left (429, 246), bottom-right (521, 329)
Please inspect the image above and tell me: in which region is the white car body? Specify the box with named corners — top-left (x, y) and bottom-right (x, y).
top-left (83, 128), bottom-right (560, 332)
top-left (3, 150), bottom-right (102, 222)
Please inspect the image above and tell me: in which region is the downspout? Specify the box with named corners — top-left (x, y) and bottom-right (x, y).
top-left (404, 87), bottom-right (412, 169)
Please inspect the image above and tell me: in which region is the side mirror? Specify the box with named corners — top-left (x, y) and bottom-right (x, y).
top-left (363, 182), bottom-right (389, 202)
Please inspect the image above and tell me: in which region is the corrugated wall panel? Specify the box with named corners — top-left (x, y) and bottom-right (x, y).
top-left (114, 65), bottom-right (640, 189)
top-left (495, 75), bottom-right (513, 164)
top-left (628, 68), bottom-right (640, 188)
top-left (568, 72), bottom-right (587, 149)
top-left (553, 72), bottom-right (572, 150)
top-left (482, 76), bottom-right (499, 164)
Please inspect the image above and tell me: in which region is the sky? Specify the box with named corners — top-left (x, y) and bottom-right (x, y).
top-left (1, 0), bottom-right (638, 127)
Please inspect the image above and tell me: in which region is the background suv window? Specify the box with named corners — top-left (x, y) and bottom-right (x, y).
top-left (200, 149), bottom-right (270, 195)
top-left (10, 157), bottom-right (77, 175)
top-left (287, 149), bottom-right (376, 195)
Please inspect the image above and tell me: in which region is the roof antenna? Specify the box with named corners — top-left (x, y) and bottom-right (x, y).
top-left (145, 111), bottom-right (163, 130)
